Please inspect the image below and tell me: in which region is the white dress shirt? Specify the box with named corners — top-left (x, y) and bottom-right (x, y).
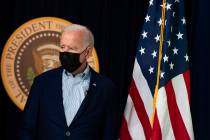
top-left (62, 65), bottom-right (90, 126)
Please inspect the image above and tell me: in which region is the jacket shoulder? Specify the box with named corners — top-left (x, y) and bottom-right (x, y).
top-left (34, 67), bottom-right (63, 82)
top-left (91, 69), bottom-right (116, 90)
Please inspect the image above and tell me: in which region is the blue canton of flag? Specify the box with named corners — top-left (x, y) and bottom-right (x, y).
top-left (137, 0), bottom-right (189, 94)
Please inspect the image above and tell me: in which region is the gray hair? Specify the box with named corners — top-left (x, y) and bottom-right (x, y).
top-left (62, 24), bottom-right (94, 48)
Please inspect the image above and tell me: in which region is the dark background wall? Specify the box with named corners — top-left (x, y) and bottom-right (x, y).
top-left (0, 0), bottom-right (209, 139)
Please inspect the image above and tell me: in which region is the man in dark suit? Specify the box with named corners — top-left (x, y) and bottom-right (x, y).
top-left (19, 24), bottom-right (121, 140)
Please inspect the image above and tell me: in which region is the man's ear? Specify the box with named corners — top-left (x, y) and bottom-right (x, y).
top-left (86, 47), bottom-right (93, 58)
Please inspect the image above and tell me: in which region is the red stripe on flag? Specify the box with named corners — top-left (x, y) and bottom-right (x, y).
top-left (120, 117), bottom-right (132, 140)
top-left (151, 110), bottom-right (162, 140)
top-left (165, 80), bottom-right (190, 140)
top-left (129, 79), bottom-right (152, 140)
top-left (183, 70), bottom-right (190, 102)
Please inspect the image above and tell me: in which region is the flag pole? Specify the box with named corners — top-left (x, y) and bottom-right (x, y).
top-left (152, 0), bottom-right (167, 125)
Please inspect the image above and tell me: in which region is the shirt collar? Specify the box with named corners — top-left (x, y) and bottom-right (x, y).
top-left (64, 65), bottom-right (90, 79)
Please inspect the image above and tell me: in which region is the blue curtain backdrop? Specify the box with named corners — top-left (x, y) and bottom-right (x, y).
top-left (0, 0), bottom-right (209, 139)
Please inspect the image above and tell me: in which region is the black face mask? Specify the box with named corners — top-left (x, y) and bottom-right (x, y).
top-left (59, 50), bottom-right (86, 73)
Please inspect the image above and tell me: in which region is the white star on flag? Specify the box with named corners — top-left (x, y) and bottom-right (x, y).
top-left (157, 18), bottom-right (162, 26)
top-left (145, 15), bottom-right (151, 22)
top-left (181, 17), bottom-right (186, 24)
top-left (173, 47), bottom-right (178, 55)
top-left (151, 50), bottom-right (157, 58)
top-left (163, 54), bottom-right (169, 62)
top-left (176, 32), bottom-right (184, 39)
top-left (142, 31), bottom-right (148, 39)
top-left (154, 34), bottom-right (160, 42)
top-left (139, 47), bottom-right (145, 55)
top-left (166, 3), bottom-right (172, 10)
top-left (167, 40), bottom-right (171, 47)
top-left (160, 71), bottom-right (165, 78)
top-left (149, 0), bottom-right (153, 6)
top-left (184, 54), bottom-right (189, 62)
top-left (149, 66), bottom-right (154, 74)
top-left (169, 62), bottom-right (174, 70)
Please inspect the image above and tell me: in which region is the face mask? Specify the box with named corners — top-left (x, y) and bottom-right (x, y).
top-left (59, 48), bottom-right (87, 73)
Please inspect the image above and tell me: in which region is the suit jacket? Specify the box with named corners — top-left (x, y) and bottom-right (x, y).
top-left (19, 67), bottom-right (121, 140)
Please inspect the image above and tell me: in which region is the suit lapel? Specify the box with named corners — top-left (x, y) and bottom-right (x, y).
top-left (53, 67), bottom-right (68, 127)
top-left (69, 68), bottom-right (99, 128)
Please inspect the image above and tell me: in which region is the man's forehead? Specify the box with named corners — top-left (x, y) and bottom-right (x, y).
top-left (61, 30), bottom-right (85, 37)
top-left (61, 31), bottom-right (85, 45)
top-left (60, 32), bottom-right (86, 50)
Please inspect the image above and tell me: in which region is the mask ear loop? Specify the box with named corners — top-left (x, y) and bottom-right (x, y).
top-left (80, 47), bottom-right (89, 64)
top-left (81, 46), bottom-right (90, 56)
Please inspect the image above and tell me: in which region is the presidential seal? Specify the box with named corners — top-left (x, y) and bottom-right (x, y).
top-left (1, 17), bottom-right (99, 110)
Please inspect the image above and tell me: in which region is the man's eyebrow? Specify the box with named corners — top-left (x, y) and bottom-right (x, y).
top-left (61, 44), bottom-right (79, 51)
top-left (71, 45), bottom-right (79, 50)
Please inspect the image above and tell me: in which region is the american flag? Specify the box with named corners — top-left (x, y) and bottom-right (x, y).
top-left (120, 0), bottom-right (194, 139)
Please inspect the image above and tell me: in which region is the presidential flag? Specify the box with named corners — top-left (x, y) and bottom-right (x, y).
top-left (120, 0), bottom-right (194, 139)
